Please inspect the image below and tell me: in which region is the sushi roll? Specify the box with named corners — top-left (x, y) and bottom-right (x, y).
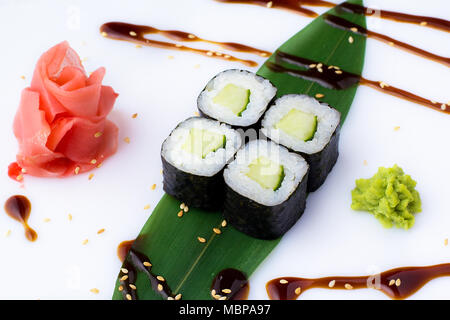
top-left (197, 69), bottom-right (277, 129)
top-left (223, 139), bottom-right (309, 239)
top-left (261, 94), bottom-right (341, 192)
top-left (161, 117), bottom-right (242, 210)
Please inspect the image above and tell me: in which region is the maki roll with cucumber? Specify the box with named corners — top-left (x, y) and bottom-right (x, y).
top-left (261, 94), bottom-right (340, 192)
top-left (223, 139), bottom-right (309, 239)
top-left (161, 117), bottom-right (242, 210)
top-left (197, 69), bottom-right (277, 128)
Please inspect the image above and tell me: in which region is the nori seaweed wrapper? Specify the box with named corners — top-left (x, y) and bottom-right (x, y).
top-left (302, 125), bottom-right (340, 192)
top-left (161, 156), bottom-right (225, 211)
top-left (223, 170), bottom-right (309, 240)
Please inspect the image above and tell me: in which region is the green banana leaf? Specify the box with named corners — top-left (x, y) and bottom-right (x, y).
top-left (112, 0), bottom-right (367, 300)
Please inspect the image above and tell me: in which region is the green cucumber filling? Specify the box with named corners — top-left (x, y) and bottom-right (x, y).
top-left (182, 128), bottom-right (226, 159)
top-left (212, 83), bottom-right (250, 117)
top-left (275, 109), bottom-right (318, 141)
top-left (246, 156), bottom-right (284, 191)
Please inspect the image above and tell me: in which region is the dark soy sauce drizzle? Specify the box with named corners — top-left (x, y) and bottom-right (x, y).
top-left (4, 195), bottom-right (37, 242)
top-left (117, 239), bottom-right (135, 263)
top-left (100, 22), bottom-right (271, 67)
top-left (266, 263), bottom-right (450, 300)
top-left (117, 249), bottom-right (175, 300)
top-left (211, 268), bottom-right (250, 300)
top-left (269, 51), bottom-right (449, 114)
top-left (215, 0), bottom-right (334, 18)
top-left (337, 2), bottom-right (450, 33)
top-left (216, 1), bottom-right (450, 33)
top-left (324, 14), bottom-right (450, 67)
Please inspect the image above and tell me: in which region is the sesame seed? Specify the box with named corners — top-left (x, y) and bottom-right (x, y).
top-left (350, 27), bottom-right (358, 32)
top-left (175, 44), bottom-right (183, 48)
top-left (328, 65), bottom-right (334, 69)
top-left (74, 167), bottom-right (80, 175)
top-left (157, 284), bottom-right (163, 291)
top-left (267, 1), bottom-right (273, 8)
top-left (431, 100), bottom-right (437, 104)
top-left (441, 104), bottom-right (447, 111)
top-left (389, 42), bottom-right (394, 46)
top-left (198, 236), bottom-right (206, 243)
top-left (315, 93), bottom-right (325, 98)
top-left (309, 64), bottom-right (316, 68)
top-left (129, 284), bottom-right (136, 290)
top-left (175, 293), bottom-right (182, 300)
top-left (90, 288), bottom-right (99, 294)
top-left (279, 279), bottom-right (288, 284)
top-left (335, 70), bottom-right (343, 74)
top-left (260, 52), bottom-right (268, 57)
top-left (82, 239), bottom-right (89, 245)
top-left (120, 275), bottom-right (128, 281)
top-left (216, 52), bottom-right (223, 56)
top-left (379, 81), bottom-right (389, 88)
top-left (188, 34), bottom-right (196, 39)
top-left (151, 184), bottom-right (157, 190)
top-left (126, 294), bottom-right (132, 300)
top-left (144, 204), bottom-right (151, 210)
top-left (206, 51), bottom-right (214, 56)
top-left (124, 137), bottom-right (130, 144)
top-left (224, 55), bottom-right (231, 59)
top-left (43, 218), bottom-right (51, 223)
top-left (90, 159), bottom-right (97, 165)
top-left (177, 210), bottom-right (184, 218)
top-left (295, 287), bottom-right (302, 295)
top-left (388, 279), bottom-right (395, 286)
top-left (317, 68), bottom-right (323, 73)
top-left (129, 31), bottom-right (137, 36)
top-left (180, 203), bottom-right (186, 209)
top-left (328, 280), bottom-right (336, 288)
top-left (211, 289), bottom-right (216, 296)
top-left (101, 31), bottom-right (108, 37)
top-left (157, 276), bottom-right (165, 282)
top-left (21, 168), bottom-right (27, 173)
top-left (222, 289), bottom-right (232, 294)
top-left (213, 228), bottom-right (221, 235)
top-left (221, 220), bottom-right (227, 227)
top-left (167, 297), bottom-right (174, 300)
top-left (143, 261), bottom-right (152, 267)
top-left (88, 173), bottom-right (94, 180)
top-left (317, 63), bottom-right (323, 68)
top-left (395, 278), bottom-right (401, 287)
top-left (118, 285), bottom-right (123, 291)
top-left (344, 283), bottom-right (353, 290)
top-left (97, 228), bottom-right (105, 234)
top-left (16, 174), bottom-right (23, 181)
top-left (219, 296), bottom-right (227, 300)
top-left (121, 268), bottom-right (129, 274)
top-left (348, 36), bottom-right (354, 44)
top-left (132, 113), bottom-right (138, 119)
top-left (183, 206), bottom-right (189, 212)
top-left (420, 21), bottom-right (427, 26)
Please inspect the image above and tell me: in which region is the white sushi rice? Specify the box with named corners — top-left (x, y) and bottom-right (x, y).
top-left (224, 139), bottom-right (308, 206)
top-left (261, 94), bottom-right (340, 154)
top-left (162, 117), bottom-right (242, 177)
top-left (197, 69), bottom-right (277, 127)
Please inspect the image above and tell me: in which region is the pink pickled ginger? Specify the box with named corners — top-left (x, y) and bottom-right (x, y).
top-left (10, 41), bottom-right (119, 179)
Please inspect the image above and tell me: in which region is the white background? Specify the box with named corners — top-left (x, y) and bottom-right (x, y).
top-left (0, 0), bottom-right (449, 300)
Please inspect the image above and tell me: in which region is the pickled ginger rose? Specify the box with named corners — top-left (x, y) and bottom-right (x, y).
top-left (9, 41), bottom-right (119, 180)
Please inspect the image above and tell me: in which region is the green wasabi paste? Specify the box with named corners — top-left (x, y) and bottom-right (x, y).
top-left (351, 165), bottom-right (421, 230)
